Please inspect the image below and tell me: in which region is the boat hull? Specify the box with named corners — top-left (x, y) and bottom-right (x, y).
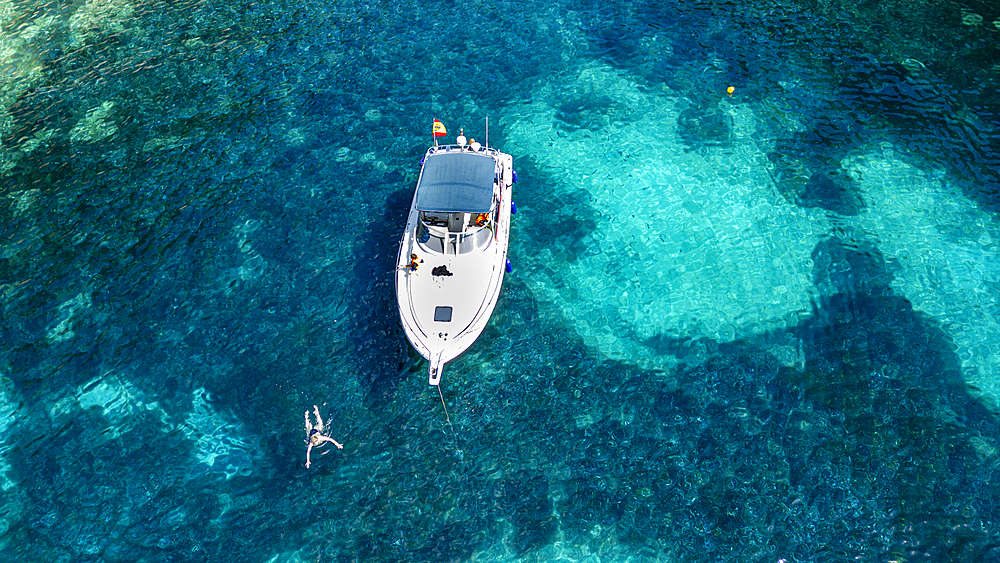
top-left (395, 145), bottom-right (514, 385)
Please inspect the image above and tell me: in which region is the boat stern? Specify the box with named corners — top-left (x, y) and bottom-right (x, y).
top-left (428, 352), bottom-right (446, 386)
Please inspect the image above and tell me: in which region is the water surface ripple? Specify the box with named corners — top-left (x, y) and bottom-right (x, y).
top-left (2, 0), bottom-right (1000, 561)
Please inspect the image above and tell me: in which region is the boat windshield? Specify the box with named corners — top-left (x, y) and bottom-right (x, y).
top-left (417, 209), bottom-right (495, 254)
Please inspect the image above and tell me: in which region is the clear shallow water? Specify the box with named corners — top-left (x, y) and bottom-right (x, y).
top-left (2, 0), bottom-right (1000, 561)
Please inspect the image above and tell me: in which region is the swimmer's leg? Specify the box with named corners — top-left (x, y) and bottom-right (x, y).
top-left (313, 405), bottom-right (325, 432)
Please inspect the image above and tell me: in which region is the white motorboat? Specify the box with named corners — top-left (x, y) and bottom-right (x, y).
top-left (395, 126), bottom-right (516, 385)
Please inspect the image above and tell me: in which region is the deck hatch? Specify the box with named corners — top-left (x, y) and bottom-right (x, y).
top-left (434, 306), bottom-right (453, 322)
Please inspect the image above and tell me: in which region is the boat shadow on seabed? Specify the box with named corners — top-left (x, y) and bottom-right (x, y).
top-left (350, 186), bottom-right (419, 406)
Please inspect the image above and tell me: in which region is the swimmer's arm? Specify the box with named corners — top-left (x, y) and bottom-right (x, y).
top-left (320, 435), bottom-right (344, 449)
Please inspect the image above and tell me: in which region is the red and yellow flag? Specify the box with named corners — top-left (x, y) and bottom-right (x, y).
top-left (432, 119), bottom-right (447, 137)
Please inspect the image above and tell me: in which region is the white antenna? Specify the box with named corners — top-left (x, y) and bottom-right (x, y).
top-left (485, 116), bottom-right (489, 149)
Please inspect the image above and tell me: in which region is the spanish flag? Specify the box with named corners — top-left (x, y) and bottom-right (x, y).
top-left (432, 119), bottom-right (447, 137)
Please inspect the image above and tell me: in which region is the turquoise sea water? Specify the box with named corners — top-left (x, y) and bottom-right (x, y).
top-left (3, 0), bottom-right (1000, 561)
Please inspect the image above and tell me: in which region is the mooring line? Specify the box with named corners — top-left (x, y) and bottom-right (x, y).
top-left (437, 383), bottom-right (458, 440)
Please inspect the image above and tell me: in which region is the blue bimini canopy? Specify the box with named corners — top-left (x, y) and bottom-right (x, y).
top-left (414, 152), bottom-right (496, 213)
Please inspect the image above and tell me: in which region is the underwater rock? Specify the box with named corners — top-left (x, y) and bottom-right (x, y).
top-left (810, 236), bottom-right (895, 296)
top-left (0, 376), bottom-right (17, 493)
top-left (67, 0), bottom-right (136, 48)
top-left (521, 184), bottom-right (599, 264)
top-left (46, 292), bottom-right (93, 343)
top-left (415, 522), bottom-right (484, 562)
top-left (554, 94), bottom-right (619, 132)
top-left (501, 471), bottom-right (557, 555)
top-left (799, 168), bottom-right (865, 216)
top-left (961, 11), bottom-right (984, 26)
top-left (767, 115), bottom-right (867, 215)
top-left (2, 88), bottom-right (74, 148)
top-left (677, 103), bottom-right (732, 148)
top-left (69, 101), bottom-right (118, 143)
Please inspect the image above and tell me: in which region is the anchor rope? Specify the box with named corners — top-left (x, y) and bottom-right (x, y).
top-left (437, 383), bottom-right (458, 440)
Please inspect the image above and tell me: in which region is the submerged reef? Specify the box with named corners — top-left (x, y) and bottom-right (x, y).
top-left (2, 0), bottom-right (1000, 561)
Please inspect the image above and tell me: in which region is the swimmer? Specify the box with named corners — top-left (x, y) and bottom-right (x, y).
top-left (304, 405), bottom-right (343, 468)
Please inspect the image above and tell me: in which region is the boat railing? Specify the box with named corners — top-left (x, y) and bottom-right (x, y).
top-left (428, 144), bottom-right (503, 157)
